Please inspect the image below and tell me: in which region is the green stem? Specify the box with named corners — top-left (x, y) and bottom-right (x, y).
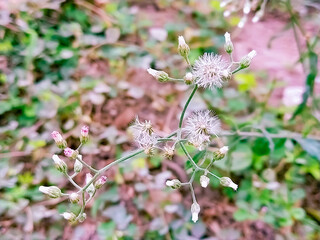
top-left (76, 155), bottom-right (98, 173)
top-left (81, 149), bottom-right (144, 192)
top-left (179, 142), bottom-right (200, 170)
top-left (64, 173), bottom-right (82, 190)
top-left (179, 85), bottom-right (198, 129)
top-left (232, 67), bottom-right (243, 74)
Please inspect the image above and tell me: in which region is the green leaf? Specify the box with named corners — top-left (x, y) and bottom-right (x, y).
top-left (290, 207), bottom-right (306, 220)
top-left (215, 143), bottom-right (252, 172)
top-left (98, 222), bottom-right (116, 239)
top-left (296, 139), bottom-right (320, 161)
top-left (291, 51), bottom-right (318, 119)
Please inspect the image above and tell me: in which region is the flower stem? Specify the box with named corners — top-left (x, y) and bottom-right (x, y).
top-left (179, 84), bottom-right (198, 129)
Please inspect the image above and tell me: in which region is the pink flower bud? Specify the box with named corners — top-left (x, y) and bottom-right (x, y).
top-left (94, 176), bottom-right (107, 189)
top-left (51, 131), bottom-right (67, 149)
top-left (64, 147), bottom-right (78, 159)
top-left (80, 126), bottom-right (89, 143)
top-left (81, 126), bottom-right (89, 137)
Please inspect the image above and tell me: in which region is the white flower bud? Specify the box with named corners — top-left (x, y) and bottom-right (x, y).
top-left (78, 213), bottom-right (87, 223)
top-left (61, 212), bottom-right (76, 222)
top-left (220, 177), bottom-right (238, 191)
top-left (74, 159), bottom-right (83, 173)
top-left (147, 68), bottom-right (169, 82)
top-left (184, 72), bottom-right (194, 85)
top-left (39, 186), bottom-right (62, 198)
top-left (69, 193), bottom-right (80, 204)
top-left (85, 173), bottom-right (95, 196)
top-left (252, 10), bottom-right (264, 23)
top-left (243, 0), bottom-right (251, 14)
top-left (52, 154), bottom-right (67, 173)
top-left (94, 176), bottom-right (107, 189)
top-left (166, 179), bottom-right (181, 189)
top-left (80, 125), bottom-right (89, 143)
top-left (220, 146), bottom-right (229, 154)
top-left (224, 32), bottom-right (233, 54)
top-left (200, 175), bottom-right (210, 188)
top-left (191, 202), bottom-right (200, 223)
top-left (51, 131), bottom-right (67, 149)
top-left (178, 36), bottom-right (190, 60)
top-left (240, 50), bottom-right (257, 68)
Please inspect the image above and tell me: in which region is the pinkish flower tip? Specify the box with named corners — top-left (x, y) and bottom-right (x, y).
top-left (51, 131), bottom-right (63, 142)
top-left (64, 147), bottom-right (74, 158)
top-left (81, 126), bottom-right (89, 137)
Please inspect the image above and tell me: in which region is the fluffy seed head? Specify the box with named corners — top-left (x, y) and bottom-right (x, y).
top-left (193, 53), bottom-right (230, 89)
top-left (184, 110), bottom-right (221, 150)
top-left (130, 117), bottom-right (157, 153)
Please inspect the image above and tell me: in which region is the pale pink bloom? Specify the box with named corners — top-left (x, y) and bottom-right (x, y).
top-left (64, 147), bottom-right (75, 158)
top-left (51, 131), bottom-right (63, 143)
top-left (81, 126), bottom-right (89, 137)
top-left (95, 176), bottom-right (107, 189)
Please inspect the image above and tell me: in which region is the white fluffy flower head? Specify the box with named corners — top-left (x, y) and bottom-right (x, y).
top-left (130, 117), bottom-right (157, 153)
top-left (193, 53), bottom-right (230, 89)
top-left (184, 110), bottom-right (221, 150)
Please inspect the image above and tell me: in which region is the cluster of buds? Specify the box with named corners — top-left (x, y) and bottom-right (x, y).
top-left (221, 0), bottom-right (268, 28)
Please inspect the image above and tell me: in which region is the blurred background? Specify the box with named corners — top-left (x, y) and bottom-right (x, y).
top-left (0, 0), bottom-right (320, 239)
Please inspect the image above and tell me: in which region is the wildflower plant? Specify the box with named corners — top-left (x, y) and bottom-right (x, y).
top-left (40, 33), bottom-right (256, 223)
